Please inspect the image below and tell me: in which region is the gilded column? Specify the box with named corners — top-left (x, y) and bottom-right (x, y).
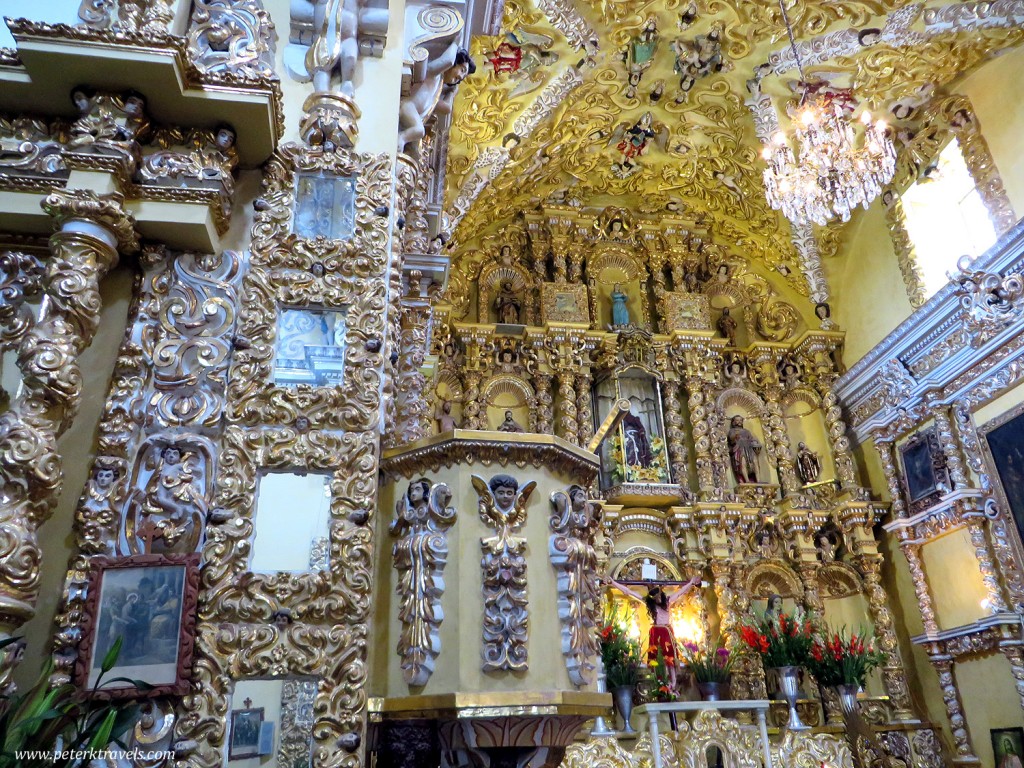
top-left (1002, 646), bottom-right (1024, 715)
top-left (931, 655), bottom-right (979, 764)
top-left (557, 372), bottom-right (579, 444)
top-left (874, 435), bottom-right (908, 518)
top-left (902, 542), bottom-right (940, 635)
top-left (688, 383), bottom-right (716, 492)
top-left (729, 563), bottom-right (758, 703)
top-left (711, 561), bottom-right (738, 639)
top-left (816, 374), bottom-right (858, 489)
top-left (764, 383), bottom-right (799, 494)
top-left (966, 518), bottom-right (1008, 613)
top-left (575, 372), bottom-right (594, 447)
top-left (855, 553), bottom-right (915, 721)
top-left (463, 371), bottom-right (484, 430)
top-left (395, 303), bottom-right (431, 445)
top-left (797, 562), bottom-right (842, 724)
top-left (929, 397), bottom-right (970, 490)
top-left (533, 372), bottom-right (554, 435)
top-left (662, 380), bottom-right (689, 487)
top-left (0, 190), bottom-right (135, 641)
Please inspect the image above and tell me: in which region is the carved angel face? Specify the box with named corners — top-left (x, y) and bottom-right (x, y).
top-left (216, 127), bottom-right (236, 149)
top-left (494, 484), bottom-right (516, 511)
top-left (94, 468), bottom-right (116, 488)
top-left (162, 446), bottom-right (181, 464)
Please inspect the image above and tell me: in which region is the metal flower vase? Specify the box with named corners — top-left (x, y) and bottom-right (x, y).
top-left (697, 681), bottom-right (726, 701)
top-left (612, 685), bottom-right (636, 733)
top-left (774, 666), bottom-right (810, 730)
top-left (836, 683), bottom-right (860, 717)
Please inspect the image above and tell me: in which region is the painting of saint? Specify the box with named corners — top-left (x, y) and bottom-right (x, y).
top-left (982, 411), bottom-right (1024, 546)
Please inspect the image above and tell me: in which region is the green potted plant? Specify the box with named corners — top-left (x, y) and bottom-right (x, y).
top-left (598, 606), bottom-right (645, 733)
top-left (1, 637), bottom-right (149, 768)
top-left (679, 638), bottom-right (736, 701)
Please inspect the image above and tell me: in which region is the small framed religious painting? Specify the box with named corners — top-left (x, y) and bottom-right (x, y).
top-left (229, 707), bottom-right (266, 760)
top-left (991, 727), bottom-right (1024, 768)
top-left (898, 427), bottom-right (950, 514)
top-left (980, 404), bottom-right (1024, 548)
top-left (75, 553), bottom-right (200, 699)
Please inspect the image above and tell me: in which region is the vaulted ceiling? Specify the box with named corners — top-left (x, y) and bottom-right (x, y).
top-left (442, 0), bottom-right (1024, 299)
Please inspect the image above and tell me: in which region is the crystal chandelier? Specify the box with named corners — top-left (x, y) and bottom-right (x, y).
top-left (760, 0), bottom-right (897, 226)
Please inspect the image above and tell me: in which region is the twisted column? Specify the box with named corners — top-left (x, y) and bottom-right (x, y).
top-left (1002, 646), bottom-right (1024, 716)
top-left (687, 382), bottom-right (716, 492)
top-left (556, 372), bottom-right (578, 444)
top-left (874, 435), bottom-right (908, 518)
top-left (575, 372), bottom-right (593, 447)
top-left (966, 519), bottom-right (1008, 613)
top-left (662, 381), bottom-right (689, 487)
top-left (902, 542), bottom-right (940, 635)
top-left (816, 375), bottom-right (858, 489)
top-left (395, 305), bottom-right (431, 445)
top-left (0, 190), bottom-right (135, 640)
top-left (533, 372), bottom-right (554, 435)
top-left (930, 399), bottom-right (970, 490)
top-left (931, 656), bottom-right (978, 763)
top-left (764, 385), bottom-right (799, 494)
top-left (728, 563), bottom-right (759, 703)
top-left (855, 554), bottom-right (915, 721)
top-left (462, 372), bottom-right (484, 430)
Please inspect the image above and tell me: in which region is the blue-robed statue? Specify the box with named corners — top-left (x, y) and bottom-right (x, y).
top-left (611, 284), bottom-right (630, 326)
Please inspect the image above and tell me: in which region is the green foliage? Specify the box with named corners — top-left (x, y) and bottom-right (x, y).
top-left (678, 637), bottom-right (736, 684)
top-left (598, 604), bottom-right (645, 689)
top-left (0, 637), bottom-right (144, 768)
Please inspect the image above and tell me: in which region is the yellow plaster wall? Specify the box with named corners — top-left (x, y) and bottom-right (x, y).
top-left (826, 199), bottom-right (913, 366)
top-left (959, 44), bottom-right (1024, 216)
top-left (956, 653), bottom-right (1024, 768)
top-left (920, 529), bottom-right (988, 630)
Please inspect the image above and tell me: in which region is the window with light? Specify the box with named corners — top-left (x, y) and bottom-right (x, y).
top-left (900, 138), bottom-right (998, 298)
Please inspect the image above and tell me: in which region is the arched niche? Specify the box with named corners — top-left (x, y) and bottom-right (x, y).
top-left (819, 563), bottom-right (882, 695)
top-left (483, 374), bottom-right (536, 431)
top-left (717, 388), bottom-right (775, 487)
top-left (588, 246), bottom-right (648, 329)
top-left (478, 261), bottom-right (533, 325)
top-left (747, 561), bottom-right (802, 616)
top-left (596, 368), bottom-right (671, 487)
top-left (782, 389), bottom-right (835, 484)
top-left (610, 547), bottom-right (705, 648)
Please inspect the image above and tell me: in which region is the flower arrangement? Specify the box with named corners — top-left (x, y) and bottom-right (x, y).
top-left (678, 638), bottom-right (736, 683)
top-left (608, 435), bottom-right (670, 484)
top-left (645, 648), bottom-right (677, 702)
top-left (806, 627), bottom-right (886, 687)
top-left (599, 605), bottom-right (645, 688)
top-left (739, 609), bottom-right (818, 669)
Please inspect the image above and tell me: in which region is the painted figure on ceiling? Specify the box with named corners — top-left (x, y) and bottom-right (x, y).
top-left (608, 112), bottom-right (667, 176)
top-left (727, 415), bottom-right (762, 484)
top-left (623, 17), bottom-right (658, 98)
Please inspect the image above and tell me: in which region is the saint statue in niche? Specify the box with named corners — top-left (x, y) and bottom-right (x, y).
top-left (435, 400), bottom-right (459, 433)
top-left (727, 415), bottom-right (762, 484)
top-left (796, 442), bottom-right (822, 485)
top-left (622, 412), bottom-right (653, 467)
top-left (494, 280), bottom-right (522, 324)
top-left (611, 284), bottom-right (631, 326)
top-left (717, 307), bottom-right (737, 346)
top-left (497, 410), bottom-right (525, 433)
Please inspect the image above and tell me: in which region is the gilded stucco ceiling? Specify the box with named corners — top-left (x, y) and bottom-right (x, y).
top-left (442, 0), bottom-right (1024, 295)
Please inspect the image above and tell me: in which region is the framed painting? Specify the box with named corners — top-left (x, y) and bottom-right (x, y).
top-left (540, 282), bottom-right (589, 324)
top-left (229, 707), bottom-right (265, 760)
top-left (898, 427), bottom-right (950, 514)
top-left (991, 727), bottom-right (1024, 768)
top-left (75, 553), bottom-right (200, 699)
top-left (980, 404), bottom-right (1024, 553)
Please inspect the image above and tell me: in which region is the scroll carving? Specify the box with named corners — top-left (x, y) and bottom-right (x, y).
top-left (472, 473), bottom-right (536, 672)
top-left (390, 478), bottom-right (457, 686)
top-left (549, 485), bottom-right (601, 686)
top-left (187, 0), bottom-right (277, 79)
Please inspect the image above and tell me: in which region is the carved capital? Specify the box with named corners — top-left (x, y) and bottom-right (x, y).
top-left (42, 189), bottom-right (138, 254)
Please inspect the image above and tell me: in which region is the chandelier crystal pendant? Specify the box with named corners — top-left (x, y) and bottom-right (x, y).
top-left (760, 0), bottom-right (897, 226)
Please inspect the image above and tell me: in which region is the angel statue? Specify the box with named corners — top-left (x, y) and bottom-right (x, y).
top-left (126, 442), bottom-right (209, 554)
top-left (549, 485), bottom-right (602, 685)
top-left (472, 473), bottom-right (537, 672)
top-left (607, 111), bottom-right (668, 177)
top-left (390, 478), bottom-right (458, 686)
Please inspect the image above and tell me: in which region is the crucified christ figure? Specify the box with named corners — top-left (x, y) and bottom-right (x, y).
top-left (608, 575), bottom-right (701, 690)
